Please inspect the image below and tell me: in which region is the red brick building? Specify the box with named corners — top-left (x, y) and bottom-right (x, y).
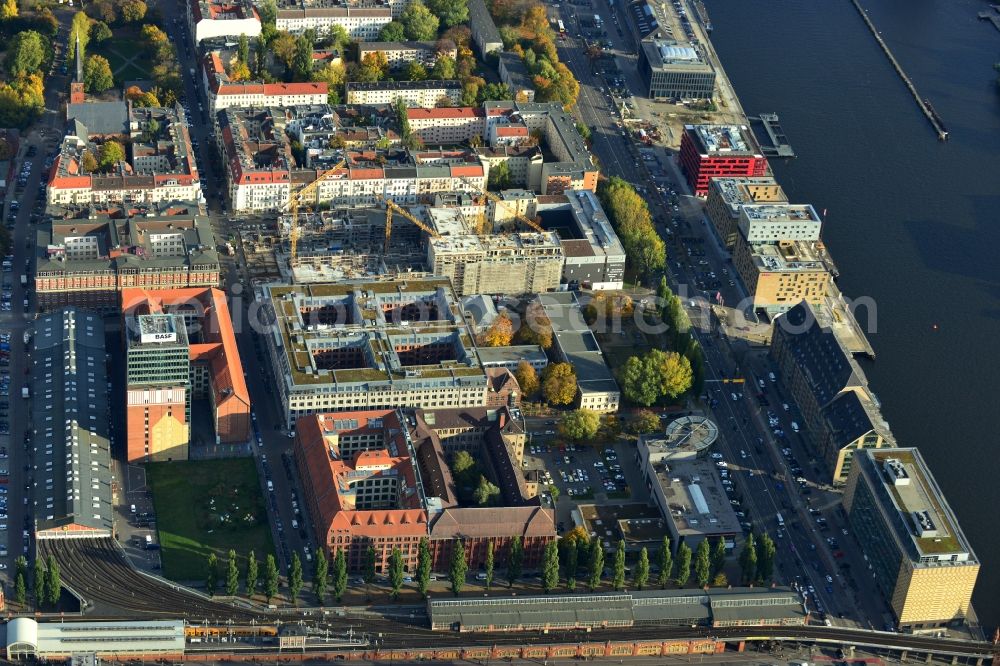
top-left (679, 124), bottom-right (767, 197)
top-left (295, 410), bottom-right (556, 574)
top-left (122, 287), bottom-right (250, 462)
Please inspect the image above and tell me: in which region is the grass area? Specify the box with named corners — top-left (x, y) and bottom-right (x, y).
top-left (93, 38), bottom-right (151, 83)
top-left (147, 458), bottom-right (275, 581)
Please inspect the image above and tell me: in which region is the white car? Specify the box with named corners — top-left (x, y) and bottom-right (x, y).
top-left (715, 461), bottom-right (728, 468)
top-left (710, 453), bottom-right (723, 459)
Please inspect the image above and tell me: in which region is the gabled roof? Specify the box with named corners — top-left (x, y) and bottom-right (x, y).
top-left (428, 506), bottom-right (555, 539)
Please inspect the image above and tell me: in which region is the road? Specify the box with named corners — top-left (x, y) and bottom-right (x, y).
top-left (549, 0), bottom-right (901, 633)
top-left (0, 6), bottom-right (80, 588)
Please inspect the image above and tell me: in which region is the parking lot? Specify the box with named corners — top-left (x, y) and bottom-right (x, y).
top-left (521, 434), bottom-right (651, 529)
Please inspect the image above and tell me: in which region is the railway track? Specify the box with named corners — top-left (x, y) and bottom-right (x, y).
top-left (41, 538), bottom-right (266, 622)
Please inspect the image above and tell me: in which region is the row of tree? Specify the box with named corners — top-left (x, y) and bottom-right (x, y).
top-left (489, 3), bottom-right (579, 106)
top-left (194, 529), bottom-right (770, 607)
top-left (738, 532), bottom-right (777, 585)
top-left (657, 277), bottom-right (705, 396)
top-left (9, 556), bottom-right (61, 609)
top-left (598, 176), bottom-right (666, 283)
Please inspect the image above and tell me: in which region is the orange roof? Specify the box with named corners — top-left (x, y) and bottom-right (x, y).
top-left (296, 412), bottom-right (428, 539)
top-left (496, 126), bottom-right (528, 136)
top-left (262, 82), bottom-right (328, 96)
top-left (406, 107), bottom-right (483, 120)
top-left (121, 287), bottom-right (250, 419)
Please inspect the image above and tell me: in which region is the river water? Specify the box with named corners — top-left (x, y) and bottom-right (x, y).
top-left (704, 0), bottom-right (1000, 630)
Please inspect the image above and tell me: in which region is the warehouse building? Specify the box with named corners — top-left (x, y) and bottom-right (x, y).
top-left (31, 309), bottom-right (113, 540)
top-left (428, 588), bottom-right (806, 632)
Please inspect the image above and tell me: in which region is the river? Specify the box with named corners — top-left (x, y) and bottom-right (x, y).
top-left (704, 0), bottom-right (1000, 630)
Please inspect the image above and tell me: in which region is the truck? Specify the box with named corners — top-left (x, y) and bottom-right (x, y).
top-left (21, 387), bottom-right (29, 399)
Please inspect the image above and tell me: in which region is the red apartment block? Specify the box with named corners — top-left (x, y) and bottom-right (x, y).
top-left (679, 124), bottom-right (768, 196)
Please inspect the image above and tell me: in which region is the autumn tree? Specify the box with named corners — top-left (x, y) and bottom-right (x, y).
top-left (378, 20), bottom-right (406, 42)
top-left (515, 303), bottom-right (552, 348)
top-left (400, 0), bottom-right (439, 40)
top-left (83, 54), bottom-right (114, 93)
top-left (598, 176), bottom-right (666, 281)
top-left (478, 313), bottom-right (514, 347)
top-left (426, 0), bottom-right (467, 27)
top-left (80, 151), bottom-right (98, 173)
top-left (559, 409), bottom-right (600, 442)
top-left (69, 12), bottom-right (91, 63)
top-left (97, 141), bottom-right (124, 171)
top-left (119, 0), bottom-right (147, 22)
top-left (513, 360), bottom-right (539, 396)
top-left (541, 362), bottom-right (577, 406)
top-left (1, 0), bottom-right (18, 21)
top-left (630, 410), bottom-right (661, 434)
top-left (405, 59), bottom-right (428, 81)
top-left (270, 31), bottom-right (298, 69)
top-left (7, 31), bottom-right (47, 77)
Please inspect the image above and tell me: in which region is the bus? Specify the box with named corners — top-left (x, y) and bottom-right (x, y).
top-left (557, 19), bottom-right (566, 36)
top-left (776, 513), bottom-right (785, 528)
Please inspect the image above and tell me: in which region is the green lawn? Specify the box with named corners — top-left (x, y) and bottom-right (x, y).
top-left (146, 458), bottom-right (275, 582)
top-left (94, 39), bottom-right (151, 83)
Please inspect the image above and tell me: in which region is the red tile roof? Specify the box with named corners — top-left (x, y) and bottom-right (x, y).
top-left (406, 107), bottom-right (484, 121)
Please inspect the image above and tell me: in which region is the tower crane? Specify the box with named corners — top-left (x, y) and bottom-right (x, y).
top-left (286, 158), bottom-right (347, 263)
top-left (460, 177), bottom-right (547, 234)
top-left (379, 196), bottom-right (440, 254)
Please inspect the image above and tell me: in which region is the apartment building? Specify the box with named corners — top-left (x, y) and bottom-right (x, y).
top-left (122, 287), bottom-right (250, 463)
top-left (297, 149), bottom-right (487, 208)
top-left (260, 278), bottom-right (490, 431)
top-left (486, 102), bottom-right (598, 194)
top-left (771, 301), bottom-right (893, 484)
top-left (345, 80), bottom-right (463, 107)
top-left (468, 0), bottom-right (502, 57)
top-left (35, 202), bottom-right (220, 313)
top-left (219, 109), bottom-right (487, 212)
top-left (732, 239), bottom-right (832, 313)
top-left (282, 104), bottom-right (401, 167)
top-left (187, 0), bottom-right (261, 42)
top-left (276, 4), bottom-right (391, 38)
top-left (217, 107), bottom-right (292, 213)
top-left (678, 124), bottom-right (768, 196)
top-left (498, 52), bottom-right (536, 103)
top-left (47, 105), bottom-right (200, 206)
top-left (406, 107), bottom-right (486, 145)
top-left (358, 40), bottom-right (456, 71)
top-left (705, 177), bottom-right (787, 248)
top-left (425, 206), bottom-right (564, 296)
top-left (202, 52), bottom-right (328, 111)
top-left (843, 449), bottom-right (979, 630)
top-left (737, 203), bottom-right (822, 243)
